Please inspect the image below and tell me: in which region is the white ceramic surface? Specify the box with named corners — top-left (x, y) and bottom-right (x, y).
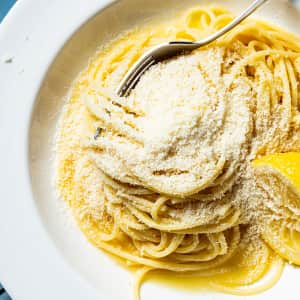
top-left (0, 1), bottom-right (300, 300)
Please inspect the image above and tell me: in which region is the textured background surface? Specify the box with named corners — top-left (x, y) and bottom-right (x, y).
top-left (0, 0), bottom-right (15, 22)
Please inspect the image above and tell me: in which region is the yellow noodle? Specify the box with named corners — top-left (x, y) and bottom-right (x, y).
top-left (55, 6), bottom-right (300, 300)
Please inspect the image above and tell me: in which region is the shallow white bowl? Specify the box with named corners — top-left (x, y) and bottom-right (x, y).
top-left (1, 1), bottom-right (300, 300)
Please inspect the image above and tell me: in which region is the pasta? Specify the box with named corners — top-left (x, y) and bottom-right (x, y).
top-left (55, 6), bottom-right (300, 300)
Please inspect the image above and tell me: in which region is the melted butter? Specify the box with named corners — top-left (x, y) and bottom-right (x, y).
top-left (147, 270), bottom-right (215, 292)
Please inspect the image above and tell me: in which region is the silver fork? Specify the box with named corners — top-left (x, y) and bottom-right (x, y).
top-left (116, 0), bottom-right (268, 97)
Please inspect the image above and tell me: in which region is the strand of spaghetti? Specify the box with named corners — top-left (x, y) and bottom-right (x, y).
top-left (150, 196), bottom-right (169, 221)
top-left (133, 267), bottom-right (153, 300)
top-left (231, 50), bottom-right (300, 76)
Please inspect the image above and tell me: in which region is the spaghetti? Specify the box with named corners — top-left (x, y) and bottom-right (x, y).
top-left (56, 6), bottom-right (300, 300)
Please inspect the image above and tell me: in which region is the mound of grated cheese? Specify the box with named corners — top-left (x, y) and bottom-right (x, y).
top-left (87, 47), bottom-right (253, 197)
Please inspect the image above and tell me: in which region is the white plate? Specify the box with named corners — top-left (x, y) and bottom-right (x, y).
top-left (1, 1), bottom-right (300, 300)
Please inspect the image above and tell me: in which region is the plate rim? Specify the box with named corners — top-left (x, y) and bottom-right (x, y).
top-left (0, 1), bottom-right (112, 299)
top-left (1, 1), bottom-right (300, 300)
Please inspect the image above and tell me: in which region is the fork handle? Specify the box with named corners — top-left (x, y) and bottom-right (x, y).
top-left (197, 0), bottom-right (268, 45)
